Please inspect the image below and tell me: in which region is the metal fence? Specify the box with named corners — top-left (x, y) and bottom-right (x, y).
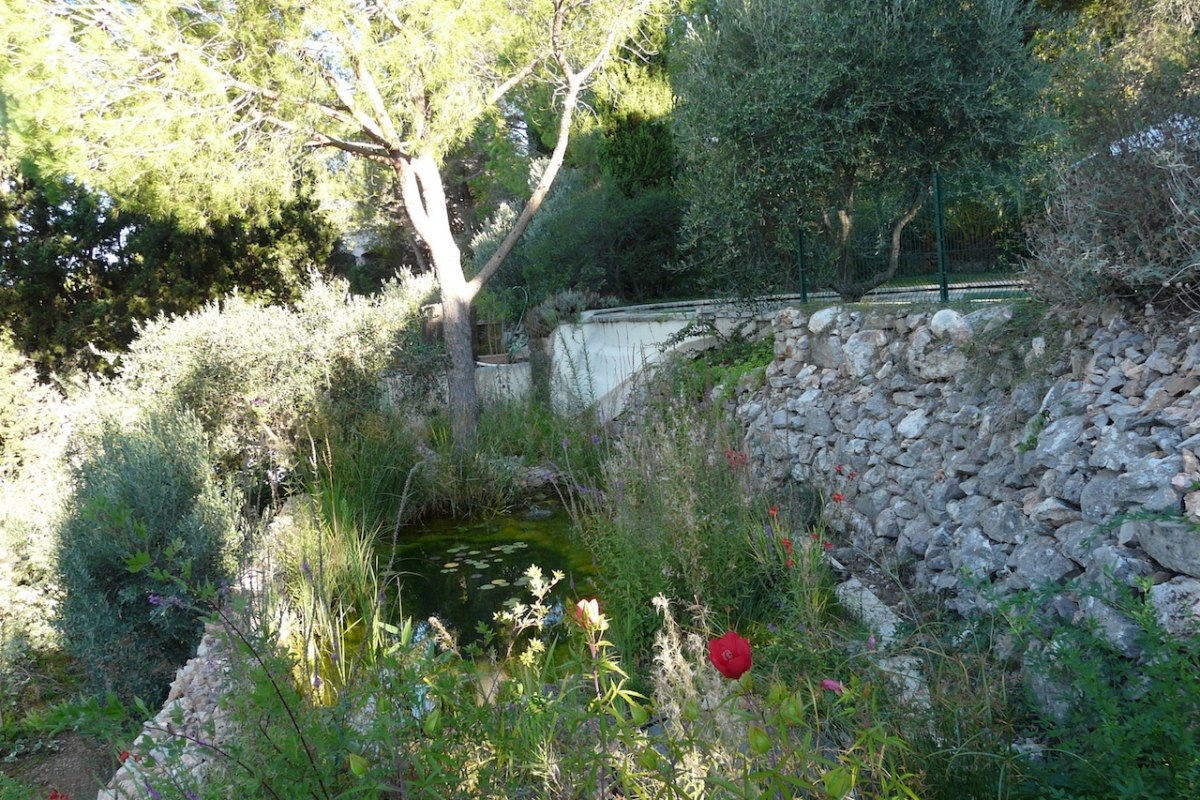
top-left (796, 174), bottom-right (1027, 304)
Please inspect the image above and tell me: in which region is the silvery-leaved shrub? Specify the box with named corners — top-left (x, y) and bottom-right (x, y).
top-left (112, 271), bottom-right (437, 478)
top-left (56, 402), bottom-right (235, 705)
top-left (1025, 119), bottom-right (1200, 306)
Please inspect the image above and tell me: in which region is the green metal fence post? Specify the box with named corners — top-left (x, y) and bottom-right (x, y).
top-left (797, 217), bottom-right (809, 304)
top-left (933, 172), bottom-right (949, 303)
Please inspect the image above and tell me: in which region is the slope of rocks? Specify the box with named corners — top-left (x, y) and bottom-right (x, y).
top-left (737, 304), bottom-right (1200, 644)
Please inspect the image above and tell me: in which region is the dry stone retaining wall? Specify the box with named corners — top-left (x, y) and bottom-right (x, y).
top-left (737, 304), bottom-right (1200, 639)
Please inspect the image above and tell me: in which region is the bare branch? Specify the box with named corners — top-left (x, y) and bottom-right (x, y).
top-left (349, 50), bottom-right (402, 146)
top-left (489, 56), bottom-right (545, 105)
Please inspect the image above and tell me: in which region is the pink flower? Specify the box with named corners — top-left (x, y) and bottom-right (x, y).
top-left (575, 598), bottom-right (601, 628)
top-left (820, 679), bottom-right (845, 695)
top-left (708, 631), bottom-right (752, 680)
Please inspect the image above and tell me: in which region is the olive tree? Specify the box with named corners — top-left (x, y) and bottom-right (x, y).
top-left (2, 0), bottom-right (661, 446)
top-left (674, 0), bottom-right (1044, 300)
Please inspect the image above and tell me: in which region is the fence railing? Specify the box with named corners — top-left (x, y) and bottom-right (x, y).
top-left (796, 173), bottom-right (1027, 304)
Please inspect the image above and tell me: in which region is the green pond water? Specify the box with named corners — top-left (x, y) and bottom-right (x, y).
top-left (384, 506), bottom-right (597, 645)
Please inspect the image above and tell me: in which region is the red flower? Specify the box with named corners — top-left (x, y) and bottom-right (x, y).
top-left (824, 541), bottom-right (833, 550)
top-left (768, 505), bottom-right (778, 517)
top-left (781, 538), bottom-right (793, 554)
top-left (785, 559), bottom-right (795, 568)
top-left (811, 533), bottom-right (819, 541)
top-left (832, 493), bottom-right (845, 502)
top-left (849, 472), bottom-right (857, 479)
top-left (834, 464), bottom-right (843, 473)
top-left (708, 631), bottom-right (752, 680)
top-left (820, 679), bottom-right (845, 695)
top-left (119, 751), bottom-right (130, 763)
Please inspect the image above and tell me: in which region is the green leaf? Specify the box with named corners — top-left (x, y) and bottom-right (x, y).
top-left (124, 551), bottom-right (151, 574)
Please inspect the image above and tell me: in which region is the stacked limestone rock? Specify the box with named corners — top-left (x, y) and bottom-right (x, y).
top-left (738, 304), bottom-right (1200, 642)
top-left (97, 623), bottom-right (233, 799)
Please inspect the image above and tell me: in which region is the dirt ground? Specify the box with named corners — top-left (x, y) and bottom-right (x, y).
top-left (3, 732), bottom-right (116, 798)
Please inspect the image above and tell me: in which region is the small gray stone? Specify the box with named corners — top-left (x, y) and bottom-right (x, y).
top-left (1033, 416), bottom-right (1087, 470)
top-left (1079, 471), bottom-right (1123, 523)
top-left (980, 502), bottom-right (1031, 544)
top-left (1007, 535), bottom-right (1076, 589)
top-left (1029, 498), bottom-right (1082, 527)
top-left (1148, 576), bottom-right (1200, 637)
top-left (897, 408), bottom-right (930, 439)
top-left (1137, 519), bottom-right (1200, 579)
top-left (1076, 596), bottom-right (1143, 658)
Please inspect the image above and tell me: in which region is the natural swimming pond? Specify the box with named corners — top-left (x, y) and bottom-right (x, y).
top-left (384, 506), bottom-right (597, 645)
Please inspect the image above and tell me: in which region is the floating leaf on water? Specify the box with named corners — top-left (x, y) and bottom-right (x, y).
top-left (514, 576), bottom-right (529, 586)
top-left (471, 573), bottom-right (483, 579)
top-left (440, 568), bottom-right (455, 574)
top-left (491, 579), bottom-right (509, 587)
top-left (468, 550), bottom-right (482, 555)
top-left (428, 555), bottom-right (442, 561)
top-left (491, 546), bottom-right (503, 552)
top-left (443, 562), bottom-right (460, 569)
top-left (478, 584), bottom-right (495, 591)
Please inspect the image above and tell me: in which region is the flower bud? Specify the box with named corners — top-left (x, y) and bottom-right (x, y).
top-left (748, 724), bottom-right (772, 754)
top-left (423, 707), bottom-right (443, 736)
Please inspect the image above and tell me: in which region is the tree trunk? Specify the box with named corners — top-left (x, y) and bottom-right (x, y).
top-left (394, 155), bottom-right (480, 450)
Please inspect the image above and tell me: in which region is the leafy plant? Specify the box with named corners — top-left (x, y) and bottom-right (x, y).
top-left (1007, 581), bottom-right (1200, 798)
top-left (56, 405), bottom-right (235, 706)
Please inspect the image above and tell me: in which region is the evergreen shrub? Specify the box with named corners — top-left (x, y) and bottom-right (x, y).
top-left (56, 404), bottom-right (235, 705)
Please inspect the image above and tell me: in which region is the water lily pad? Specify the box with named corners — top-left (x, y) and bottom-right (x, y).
top-left (468, 550), bottom-right (482, 555)
top-left (491, 546), bottom-right (503, 552)
top-left (440, 568), bottom-right (455, 574)
top-left (491, 579), bottom-right (509, 587)
top-left (471, 573), bottom-right (483, 579)
top-left (478, 584), bottom-right (495, 591)
top-left (514, 576), bottom-right (529, 586)
top-left (443, 562), bottom-right (460, 569)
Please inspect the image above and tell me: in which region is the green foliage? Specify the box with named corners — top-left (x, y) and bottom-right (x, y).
top-left (573, 398), bottom-right (782, 669)
top-left (0, 163), bottom-right (341, 376)
top-left (0, 329), bottom-right (62, 480)
top-left (113, 271), bottom-right (437, 476)
top-left (1033, 0), bottom-right (1200, 157)
top-left (674, 0), bottom-right (1045, 299)
top-left (1024, 121), bottom-right (1200, 305)
top-left (56, 405), bottom-right (235, 705)
top-left (1008, 582), bottom-right (1200, 798)
top-left (472, 169), bottom-right (683, 307)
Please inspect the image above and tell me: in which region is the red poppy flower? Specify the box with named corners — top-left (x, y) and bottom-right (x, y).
top-left (811, 533), bottom-right (819, 540)
top-left (824, 541), bottom-right (833, 550)
top-left (119, 750), bottom-right (129, 763)
top-left (781, 538), bottom-right (793, 554)
top-left (768, 505), bottom-right (778, 517)
top-left (835, 464), bottom-right (843, 473)
top-left (832, 493), bottom-right (845, 502)
top-left (785, 559), bottom-right (795, 568)
top-left (708, 631), bottom-right (752, 680)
